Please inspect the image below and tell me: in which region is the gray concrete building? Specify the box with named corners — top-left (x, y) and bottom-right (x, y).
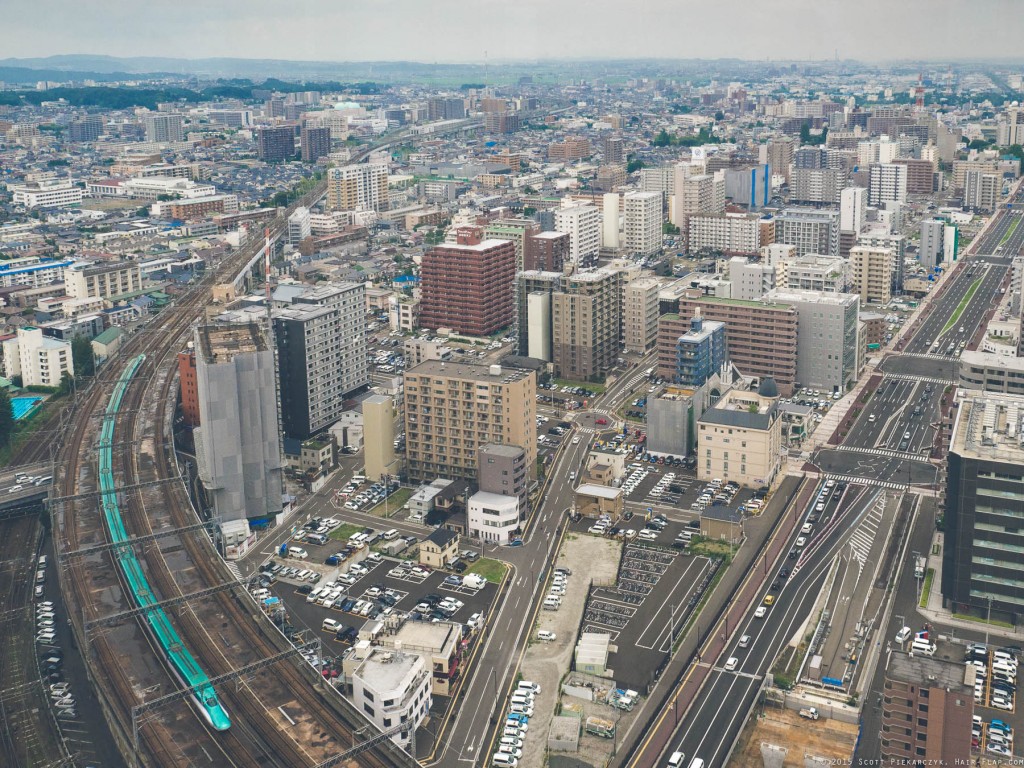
top-left (194, 323), bottom-right (283, 522)
top-left (477, 443), bottom-right (529, 514)
top-left (647, 387), bottom-right (706, 458)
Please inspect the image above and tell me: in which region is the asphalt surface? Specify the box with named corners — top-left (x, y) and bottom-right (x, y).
top-left (664, 484), bottom-right (881, 768)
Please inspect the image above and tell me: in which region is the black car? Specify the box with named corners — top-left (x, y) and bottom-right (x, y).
top-left (688, 520), bottom-right (701, 529)
top-left (297, 584), bottom-right (314, 594)
top-left (453, 561), bottom-right (468, 573)
top-left (788, 550), bottom-right (798, 560)
top-left (779, 569), bottom-right (790, 579)
top-left (769, 581), bottom-right (780, 591)
top-left (423, 594), bottom-right (442, 605)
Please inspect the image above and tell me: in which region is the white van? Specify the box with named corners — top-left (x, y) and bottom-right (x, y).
top-left (322, 618), bottom-right (343, 633)
top-left (288, 547), bottom-right (308, 560)
top-left (510, 694), bottom-right (533, 707)
top-left (351, 475), bottom-right (366, 484)
top-left (491, 752), bottom-right (518, 767)
top-left (911, 638), bottom-right (936, 656)
top-left (689, 760), bottom-right (705, 768)
top-left (383, 529), bottom-right (399, 541)
top-left (543, 596), bottom-right (561, 610)
top-left (668, 753), bottom-right (686, 768)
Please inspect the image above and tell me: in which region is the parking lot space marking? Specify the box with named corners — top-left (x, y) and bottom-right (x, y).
top-left (583, 625), bottom-right (621, 642)
top-left (635, 556), bottom-right (711, 650)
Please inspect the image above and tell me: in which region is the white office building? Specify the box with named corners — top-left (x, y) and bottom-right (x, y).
top-left (10, 179), bottom-right (83, 209)
top-left (287, 206), bottom-right (312, 245)
top-left (467, 491), bottom-right (521, 544)
top-left (352, 650), bottom-right (432, 750)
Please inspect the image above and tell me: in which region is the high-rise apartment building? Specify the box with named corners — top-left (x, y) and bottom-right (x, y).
top-left (766, 289), bottom-right (860, 392)
top-left (477, 443), bottom-right (529, 516)
top-left (944, 392), bottom-right (1024, 622)
top-left (601, 134), bottom-right (625, 164)
top-left (69, 115), bottom-right (104, 142)
top-left (326, 163), bottom-right (389, 212)
top-left (723, 164), bottom-right (770, 209)
top-left (670, 314), bottom-right (727, 387)
top-left (485, 218), bottom-right (540, 271)
top-left (524, 231), bottom-right (569, 272)
top-left (868, 163), bottom-right (908, 207)
top-left (300, 125), bottom-right (331, 163)
top-left (892, 157), bottom-right (937, 194)
top-left (602, 192), bottom-right (621, 249)
top-left (673, 166), bottom-right (726, 250)
top-left (790, 167), bottom-right (849, 204)
top-left (688, 213), bottom-right (764, 256)
top-left (273, 283), bottom-right (368, 439)
top-left (765, 136), bottom-right (795, 184)
top-left (427, 96), bottom-right (467, 121)
top-left (667, 292), bottom-right (799, 395)
top-left (554, 205), bottom-right (601, 266)
top-left (850, 245), bottom-right (894, 305)
top-left (143, 113), bottom-right (184, 143)
top-left (548, 138), bottom-right (591, 161)
top-left (785, 254), bottom-right (851, 293)
top-left (194, 323), bottom-right (282, 522)
top-left (774, 208), bottom-right (840, 258)
top-left (623, 277), bottom-right (662, 354)
top-left (419, 239), bottom-right (516, 337)
top-left (729, 257), bottom-right (776, 301)
top-left (551, 269), bottom-right (623, 382)
top-left (919, 219), bottom-right (946, 270)
top-left (516, 271), bottom-right (563, 359)
top-left (623, 191), bottom-right (663, 257)
top-left (840, 187), bottom-right (867, 234)
top-left (963, 169), bottom-right (1002, 213)
top-left (0, 327), bottom-right (72, 388)
top-left (256, 125), bottom-right (296, 163)
top-left (287, 206), bottom-right (311, 245)
top-left (403, 361), bottom-right (536, 484)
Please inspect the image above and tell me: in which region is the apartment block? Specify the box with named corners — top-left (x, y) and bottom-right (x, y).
top-left (789, 167), bottom-right (849, 204)
top-left (623, 277), bottom-right (662, 354)
top-left (194, 323), bottom-right (282, 523)
top-left (850, 245), bottom-right (894, 305)
top-left (548, 138), bottom-right (591, 161)
top-left (687, 212), bottom-right (763, 256)
top-left (623, 191), bottom-right (663, 257)
top-left (668, 292), bottom-right (799, 395)
top-left (774, 208), bottom-right (840, 258)
top-left (516, 270), bottom-right (563, 359)
top-left (673, 167), bottom-right (726, 250)
top-left (419, 239), bottom-right (516, 337)
top-left (552, 268), bottom-right (623, 382)
top-left (697, 386), bottom-right (782, 488)
top-left (963, 170), bottom-right (1002, 213)
top-left (351, 650), bottom-right (432, 750)
top-left (785, 254), bottom-right (851, 293)
top-left (0, 327), bottom-right (72, 388)
top-left (403, 361), bottom-right (536, 484)
top-left (326, 163), bottom-right (389, 212)
top-left (880, 652), bottom-right (972, 767)
top-left (143, 113), bottom-right (183, 143)
top-left (64, 260), bottom-right (142, 300)
top-left (868, 163), bottom-right (908, 206)
top-left (484, 218), bottom-right (539, 271)
top-left (524, 231), bottom-right (569, 272)
top-left (273, 283), bottom-right (368, 439)
top-left (554, 205), bottom-right (601, 266)
top-left (669, 314), bottom-right (727, 387)
top-left (729, 257), bottom-right (776, 301)
top-left (723, 164), bottom-right (770, 209)
top-left (893, 157), bottom-right (937, 194)
top-left (255, 125), bottom-right (296, 163)
top-left (766, 289), bottom-right (860, 392)
top-left (300, 125), bottom-right (331, 163)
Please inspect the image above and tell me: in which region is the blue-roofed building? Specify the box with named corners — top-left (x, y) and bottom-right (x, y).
top-left (0, 258), bottom-right (76, 289)
top-left (674, 315), bottom-right (727, 388)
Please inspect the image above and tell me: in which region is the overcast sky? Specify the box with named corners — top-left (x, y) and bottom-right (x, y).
top-left (5, 0), bottom-right (1023, 63)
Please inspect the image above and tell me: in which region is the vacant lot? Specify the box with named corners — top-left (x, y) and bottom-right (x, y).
top-left (729, 706), bottom-right (857, 767)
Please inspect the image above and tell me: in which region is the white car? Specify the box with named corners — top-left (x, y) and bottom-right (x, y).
top-left (724, 657), bottom-right (739, 671)
top-left (537, 630), bottom-right (557, 641)
top-left (754, 606), bottom-right (768, 619)
top-left (638, 529), bottom-right (659, 541)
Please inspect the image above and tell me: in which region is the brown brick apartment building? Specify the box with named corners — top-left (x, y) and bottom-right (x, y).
top-left (419, 238), bottom-right (516, 337)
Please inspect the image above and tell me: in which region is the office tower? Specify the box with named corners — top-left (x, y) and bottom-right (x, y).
top-left (623, 191), bottom-right (663, 257)
top-left (696, 385), bottom-right (782, 488)
top-left (194, 323), bottom-right (282, 522)
top-left (551, 269), bottom-right (623, 382)
top-left (673, 166), bottom-right (726, 250)
top-left (688, 213), bottom-right (763, 257)
top-left (919, 219), bottom-right (946, 270)
top-left (272, 283), bottom-right (367, 440)
top-left (840, 187), bottom-right (866, 234)
top-left (774, 208), bottom-right (840, 258)
top-left (554, 205), bottom-right (602, 266)
top-left (68, 115), bottom-right (104, 142)
top-left (326, 163), bottom-right (389, 212)
top-left (850, 245), bottom-right (893, 305)
top-left (723, 165), bottom-right (770, 209)
top-left (601, 134), bottom-right (625, 164)
top-left (765, 289), bottom-right (859, 392)
top-left (403, 361), bottom-right (536, 484)
top-left (729, 257), bottom-right (776, 301)
top-left (880, 652), bottom-right (973, 766)
top-left (485, 218), bottom-right (539, 271)
top-left (623, 277), bottom-right (662, 354)
top-left (602, 193), bottom-right (621, 249)
top-left (766, 136), bottom-right (795, 184)
top-left (143, 113), bottom-right (184, 143)
top-left (944, 392), bottom-right (1024, 622)
top-left (256, 125), bottom-right (296, 163)
top-left (515, 270), bottom-right (562, 359)
top-left (287, 206), bottom-right (311, 245)
top-left (664, 293), bottom-right (799, 395)
top-left (868, 163), bottom-right (908, 206)
top-left (671, 314), bottom-right (727, 387)
top-left (420, 239), bottom-right (516, 337)
top-left (300, 125), bottom-right (331, 163)
top-left (524, 231), bottom-right (569, 272)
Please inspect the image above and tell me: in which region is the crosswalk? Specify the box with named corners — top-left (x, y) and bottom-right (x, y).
top-left (834, 445), bottom-right (932, 463)
top-left (225, 561), bottom-right (243, 581)
top-left (883, 372), bottom-right (954, 385)
top-left (892, 352), bottom-right (949, 361)
top-left (825, 474), bottom-right (907, 491)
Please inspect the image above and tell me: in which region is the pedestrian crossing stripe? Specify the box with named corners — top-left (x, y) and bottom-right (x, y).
top-left (824, 474), bottom-right (907, 491)
top-left (834, 445), bottom-right (932, 463)
top-left (882, 372), bottom-right (954, 385)
top-left (226, 562), bottom-right (243, 581)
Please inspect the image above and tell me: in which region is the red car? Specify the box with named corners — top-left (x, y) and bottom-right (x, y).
top-left (595, 418), bottom-right (608, 425)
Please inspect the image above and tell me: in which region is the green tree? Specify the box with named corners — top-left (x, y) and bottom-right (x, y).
top-left (0, 389), bottom-right (13, 449)
top-left (968, 138), bottom-right (991, 151)
top-left (626, 156), bottom-right (645, 173)
top-left (72, 336), bottom-right (95, 378)
top-left (57, 372), bottom-right (74, 397)
top-left (652, 129), bottom-right (673, 147)
top-left (714, 111), bottom-right (725, 122)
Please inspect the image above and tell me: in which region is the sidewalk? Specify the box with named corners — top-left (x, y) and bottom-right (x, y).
top-left (807, 361), bottom-right (880, 453)
top-left (918, 530), bottom-right (1024, 642)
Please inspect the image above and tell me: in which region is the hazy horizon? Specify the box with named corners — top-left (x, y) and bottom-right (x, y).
top-left (5, 0), bottom-right (1023, 65)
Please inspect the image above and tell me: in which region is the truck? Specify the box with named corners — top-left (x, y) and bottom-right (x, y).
top-left (585, 716), bottom-right (616, 738)
top-left (799, 707), bottom-right (820, 721)
top-left (914, 556), bottom-right (927, 580)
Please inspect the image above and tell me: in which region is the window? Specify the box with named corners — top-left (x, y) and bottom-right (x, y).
top-left (363, 703), bottom-right (374, 716)
top-left (364, 690), bottom-right (374, 702)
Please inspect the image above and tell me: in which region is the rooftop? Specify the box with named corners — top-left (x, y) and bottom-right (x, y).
top-left (950, 391), bottom-right (1024, 464)
top-left (405, 359), bottom-right (533, 384)
top-left (887, 650), bottom-right (972, 693)
top-left (766, 289), bottom-right (859, 306)
top-left (196, 323), bottom-right (266, 363)
top-left (575, 484), bottom-right (622, 500)
top-left (356, 649), bottom-right (423, 693)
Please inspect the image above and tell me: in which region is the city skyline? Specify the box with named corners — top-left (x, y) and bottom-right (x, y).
top-left (4, 0), bottom-right (1023, 65)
